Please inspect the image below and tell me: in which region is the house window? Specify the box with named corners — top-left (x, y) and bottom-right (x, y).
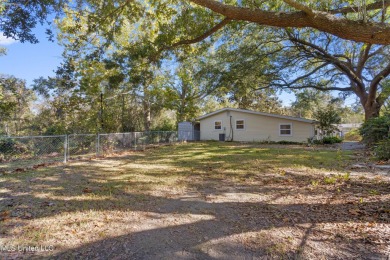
top-left (236, 120), bottom-right (245, 130)
top-left (214, 121), bottom-right (222, 130)
top-left (280, 124), bottom-right (292, 136)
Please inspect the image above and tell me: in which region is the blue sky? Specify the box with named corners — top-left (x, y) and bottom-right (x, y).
top-left (0, 25), bottom-right (63, 87)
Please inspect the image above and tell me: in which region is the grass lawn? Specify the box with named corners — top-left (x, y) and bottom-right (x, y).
top-left (0, 142), bottom-right (389, 259)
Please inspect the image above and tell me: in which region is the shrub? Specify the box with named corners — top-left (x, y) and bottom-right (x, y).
top-left (374, 139), bottom-right (390, 160)
top-left (359, 115), bottom-right (390, 161)
top-left (359, 115), bottom-right (390, 146)
top-left (0, 138), bottom-right (29, 156)
top-left (322, 136), bottom-right (343, 144)
top-left (326, 136), bottom-right (342, 144)
top-left (0, 139), bottom-right (14, 154)
top-left (310, 136), bottom-right (342, 145)
top-left (277, 140), bottom-right (303, 145)
top-left (314, 106), bottom-right (342, 136)
top-left (310, 139), bottom-right (323, 145)
top-left (0, 138), bottom-right (17, 154)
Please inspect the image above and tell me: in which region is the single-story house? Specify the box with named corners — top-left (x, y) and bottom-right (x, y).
top-left (197, 108), bottom-right (317, 142)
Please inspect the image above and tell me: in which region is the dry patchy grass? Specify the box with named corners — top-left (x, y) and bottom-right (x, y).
top-left (0, 142), bottom-right (389, 259)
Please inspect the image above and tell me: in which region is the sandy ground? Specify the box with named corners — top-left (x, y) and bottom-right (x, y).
top-left (0, 143), bottom-right (389, 259)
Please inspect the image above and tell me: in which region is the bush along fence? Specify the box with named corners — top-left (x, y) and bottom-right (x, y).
top-left (0, 131), bottom-right (178, 173)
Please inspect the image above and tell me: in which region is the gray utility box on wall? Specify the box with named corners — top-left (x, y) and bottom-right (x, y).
top-left (178, 121), bottom-right (200, 141)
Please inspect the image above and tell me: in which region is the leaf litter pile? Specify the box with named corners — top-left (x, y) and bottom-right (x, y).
top-left (0, 142), bottom-right (389, 259)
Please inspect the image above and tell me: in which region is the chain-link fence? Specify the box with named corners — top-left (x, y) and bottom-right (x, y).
top-left (99, 132), bottom-right (143, 154)
top-left (0, 135), bottom-right (66, 172)
top-left (98, 131), bottom-right (178, 154)
top-left (0, 131), bottom-right (178, 173)
top-left (67, 134), bottom-right (98, 160)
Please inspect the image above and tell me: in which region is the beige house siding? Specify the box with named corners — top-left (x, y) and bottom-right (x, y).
top-left (200, 110), bottom-right (315, 142)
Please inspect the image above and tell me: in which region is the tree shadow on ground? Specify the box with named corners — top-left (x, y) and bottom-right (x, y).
top-left (0, 143), bottom-right (388, 259)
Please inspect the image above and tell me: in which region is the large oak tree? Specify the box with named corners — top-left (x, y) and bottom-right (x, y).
top-left (6, 1), bottom-right (389, 120)
top-left (1, 1), bottom-right (390, 45)
top-left (53, 1), bottom-right (390, 119)
top-left (273, 30), bottom-right (390, 120)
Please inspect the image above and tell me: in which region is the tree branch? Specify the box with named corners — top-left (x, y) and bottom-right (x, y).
top-left (171, 18), bottom-right (231, 47)
top-left (283, 62), bottom-right (331, 86)
top-left (367, 45), bottom-right (387, 58)
top-left (329, 0), bottom-right (390, 14)
top-left (368, 62), bottom-right (390, 102)
top-left (189, 0), bottom-right (390, 45)
top-left (283, 0), bottom-right (313, 15)
top-left (150, 18), bottom-right (231, 62)
top-left (258, 83), bottom-right (352, 92)
top-left (377, 89), bottom-right (390, 105)
top-left (333, 54), bottom-right (352, 64)
top-left (356, 44), bottom-right (372, 77)
top-left (288, 85), bottom-right (353, 91)
top-left (287, 34), bottom-right (363, 87)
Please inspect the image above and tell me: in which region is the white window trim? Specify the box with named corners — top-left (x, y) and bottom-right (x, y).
top-left (235, 119), bottom-right (245, 130)
top-left (279, 123), bottom-right (293, 136)
top-left (214, 120), bottom-right (222, 130)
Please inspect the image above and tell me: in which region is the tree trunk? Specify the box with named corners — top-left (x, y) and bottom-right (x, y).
top-left (364, 101), bottom-right (381, 120)
top-left (176, 95), bottom-right (187, 124)
top-left (176, 110), bottom-right (184, 124)
top-left (143, 99), bottom-right (151, 131)
top-left (142, 84), bottom-right (150, 132)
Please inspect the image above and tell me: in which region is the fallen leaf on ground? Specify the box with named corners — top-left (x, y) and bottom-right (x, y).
top-left (23, 212), bottom-right (32, 219)
top-left (83, 187), bottom-right (93, 193)
top-left (349, 209), bottom-right (361, 216)
top-left (0, 211), bottom-right (10, 221)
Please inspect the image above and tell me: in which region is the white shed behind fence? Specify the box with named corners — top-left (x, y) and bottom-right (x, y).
top-left (178, 122), bottom-right (200, 141)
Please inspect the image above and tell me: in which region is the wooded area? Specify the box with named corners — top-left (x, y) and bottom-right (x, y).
top-left (2, 1), bottom-right (390, 135)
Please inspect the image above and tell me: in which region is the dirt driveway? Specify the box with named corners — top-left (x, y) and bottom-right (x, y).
top-left (340, 141), bottom-right (366, 151)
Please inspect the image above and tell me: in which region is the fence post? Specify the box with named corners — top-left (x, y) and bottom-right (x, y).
top-left (96, 133), bottom-right (100, 156)
top-left (136, 132), bottom-right (139, 150)
top-left (64, 135), bottom-right (68, 163)
top-left (143, 133), bottom-right (146, 150)
top-left (132, 132), bottom-right (136, 151)
top-left (67, 135), bottom-right (70, 159)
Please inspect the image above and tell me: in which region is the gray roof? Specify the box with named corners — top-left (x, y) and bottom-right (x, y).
top-left (197, 108), bottom-right (316, 124)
